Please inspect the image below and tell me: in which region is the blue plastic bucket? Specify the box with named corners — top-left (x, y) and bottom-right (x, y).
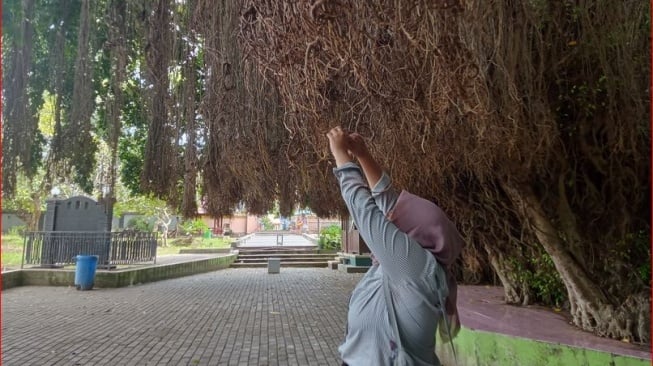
top-left (74, 255), bottom-right (98, 290)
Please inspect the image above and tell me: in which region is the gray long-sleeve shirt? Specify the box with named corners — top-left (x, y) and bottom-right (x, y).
top-left (335, 162), bottom-right (447, 366)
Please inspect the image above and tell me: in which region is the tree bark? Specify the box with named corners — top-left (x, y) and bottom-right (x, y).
top-left (104, 0), bottom-right (128, 232)
top-left (181, 3), bottom-right (198, 218)
top-left (50, 0), bottom-right (70, 169)
top-left (502, 180), bottom-right (649, 342)
top-left (142, 0), bottom-right (175, 197)
top-left (28, 195), bottom-right (42, 232)
top-left (68, 0), bottom-right (96, 191)
top-left (2, 0), bottom-right (37, 197)
top-left (484, 245), bottom-right (530, 305)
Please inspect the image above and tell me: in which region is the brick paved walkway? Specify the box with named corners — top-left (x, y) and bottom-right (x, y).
top-left (2, 268), bottom-right (363, 366)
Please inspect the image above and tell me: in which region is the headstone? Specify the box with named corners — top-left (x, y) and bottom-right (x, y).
top-left (43, 196), bottom-right (108, 232)
top-left (39, 196), bottom-right (112, 268)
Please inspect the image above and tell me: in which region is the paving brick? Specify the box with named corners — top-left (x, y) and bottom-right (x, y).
top-left (2, 268), bottom-right (363, 366)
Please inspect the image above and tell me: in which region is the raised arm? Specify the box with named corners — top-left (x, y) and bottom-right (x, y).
top-left (347, 133), bottom-right (382, 188)
top-left (327, 127), bottom-right (354, 168)
top-left (327, 127), bottom-right (431, 279)
top-left (348, 132), bottom-right (400, 215)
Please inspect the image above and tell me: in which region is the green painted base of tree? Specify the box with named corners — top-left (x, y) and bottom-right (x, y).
top-left (436, 327), bottom-right (649, 366)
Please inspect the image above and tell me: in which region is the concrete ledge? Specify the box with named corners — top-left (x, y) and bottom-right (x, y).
top-left (436, 327), bottom-right (650, 366)
top-left (2, 254), bottom-right (237, 290)
top-left (301, 233), bottom-right (319, 244)
top-left (179, 248), bottom-right (232, 254)
top-left (337, 263), bottom-right (370, 273)
top-left (343, 254), bottom-right (372, 267)
top-left (2, 270), bottom-right (24, 289)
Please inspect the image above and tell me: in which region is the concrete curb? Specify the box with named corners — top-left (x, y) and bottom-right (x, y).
top-left (2, 254), bottom-right (237, 290)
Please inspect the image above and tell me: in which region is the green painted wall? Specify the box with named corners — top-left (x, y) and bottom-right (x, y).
top-left (436, 327), bottom-right (650, 366)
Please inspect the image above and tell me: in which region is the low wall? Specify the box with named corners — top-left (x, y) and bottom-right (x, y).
top-left (179, 248), bottom-right (232, 254)
top-left (436, 327), bottom-right (650, 366)
top-left (2, 270), bottom-right (25, 288)
top-left (2, 254), bottom-right (236, 290)
top-left (302, 233), bottom-right (319, 244)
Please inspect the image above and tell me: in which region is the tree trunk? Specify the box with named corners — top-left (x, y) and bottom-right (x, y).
top-left (142, 0), bottom-right (175, 197)
top-left (181, 7), bottom-right (198, 218)
top-left (28, 194), bottom-right (42, 231)
top-left (157, 208), bottom-right (172, 247)
top-left (50, 0), bottom-right (70, 169)
top-left (161, 228), bottom-right (168, 247)
top-left (502, 181), bottom-right (650, 342)
top-left (104, 0), bottom-right (127, 232)
top-left (2, 0), bottom-right (37, 197)
top-left (68, 0), bottom-right (96, 191)
top-left (484, 245), bottom-right (530, 305)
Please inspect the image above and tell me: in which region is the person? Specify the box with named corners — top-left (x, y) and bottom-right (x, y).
top-left (326, 126), bottom-right (464, 366)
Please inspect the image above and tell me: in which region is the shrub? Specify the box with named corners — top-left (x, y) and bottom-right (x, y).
top-left (127, 217), bottom-right (154, 232)
top-left (169, 236), bottom-right (194, 247)
top-left (318, 225), bottom-right (342, 250)
top-left (179, 219), bottom-right (209, 236)
top-left (510, 253), bottom-right (567, 308)
top-left (7, 225), bottom-right (26, 236)
top-left (260, 216), bottom-right (273, 231)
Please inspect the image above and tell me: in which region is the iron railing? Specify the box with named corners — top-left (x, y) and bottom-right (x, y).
top-left (22, 231), bottom-right (158, 268)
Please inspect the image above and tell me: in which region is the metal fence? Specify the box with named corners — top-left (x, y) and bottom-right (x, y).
top-left (22, 231), bottom-right (158, 268)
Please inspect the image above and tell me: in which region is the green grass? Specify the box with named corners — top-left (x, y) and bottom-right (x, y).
top-left (2, 234), bottom-right (25, 269)
top-left (157, 236), bottom-right (233, 256)
top-left (0, 234), bottom-right (234, 270)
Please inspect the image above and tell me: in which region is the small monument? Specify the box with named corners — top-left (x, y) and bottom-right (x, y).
top-left (38, 196), bottom-right (112, 268)
top-left (23, 195), bottom-right (158, 269)
top-left (43, 196), bottom-right (109, 232)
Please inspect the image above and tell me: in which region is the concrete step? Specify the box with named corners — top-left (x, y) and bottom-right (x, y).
top-left (237, 253), bottom-right (335, 259)
top-left (230, 262), bottom-right (328, 268)
top-left (232, 247), bottom-right (337, 269)
top-left (236, 257), bottom-right (332, 263)
top-left (236, 249), bottom-right (331, 255)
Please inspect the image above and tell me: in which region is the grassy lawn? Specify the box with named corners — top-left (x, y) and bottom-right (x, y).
top-left (1, 234), bottom-right (234, 271)
top-left (1, 234), bottom-right (25, 270)
top-left (157, 236), bottom-right (234, 256)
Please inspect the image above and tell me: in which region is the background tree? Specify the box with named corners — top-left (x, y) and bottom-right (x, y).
top-left (3, 0), bottom-right (83, 229)
top-left (98, 0), bottom-right (128, 231)
top-left (114, 195), bottom-right (177, 247)
top-left (3, 0), bottom-right (39, 196)
top-left (63, 0), bottom-right (96, 192)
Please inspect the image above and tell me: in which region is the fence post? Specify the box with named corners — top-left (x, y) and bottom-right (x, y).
top-left (153, 232), bottom-right (158, 264)
top-left (21, 234), bottom-right (28, 269)
top-left (105, 232), bottom-right (112, 268)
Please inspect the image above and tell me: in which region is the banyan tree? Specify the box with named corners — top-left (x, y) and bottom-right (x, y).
top-left (198, 0), bottom-right (649, 342)
top-left (2, 0), bottom-right (649, 344)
